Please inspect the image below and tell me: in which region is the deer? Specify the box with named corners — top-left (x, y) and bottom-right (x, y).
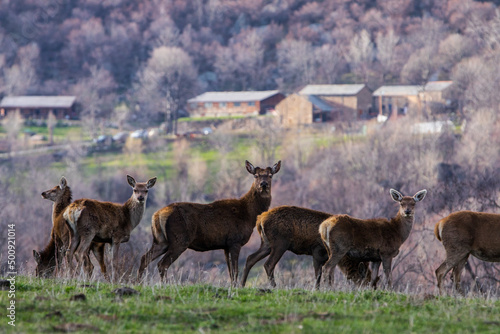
top-left (64, 175), bottom-right (157, 281)
top-left (241, 206), bottom-right (374, 289)
top-left (434, 210), bottom-right (500, 294)
top-left (33, 176), bottom-right (107, 278)
top-left (320, 189), bottom-right (427, 288)
top-left (138, 160), bottom-right (281, 286)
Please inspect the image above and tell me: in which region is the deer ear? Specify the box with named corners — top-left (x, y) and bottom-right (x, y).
top-left (390, 189), bottom-right (404, 202)
top-left (147, 177), bottom-right (157, 189)
top-left (60, 176), bottom-right (67, 190)
top-left (413, 189), bottom-right (427, 202)
top-left (33, 250), bottom-right (41, 264)
top-left (245, 160), bottom-right (256, 175)
top-left (271, 161), bottom-right (281, 174)
top-left (127, 175), bottom-right (136, 187)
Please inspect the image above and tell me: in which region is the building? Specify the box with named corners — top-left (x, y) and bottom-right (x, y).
top-left (373, 81), bottom-right (454, 119)
top-left (0, 96), bottom-right (78, 120)
top-left (187, 90), bottom-right (285, 117)
top-left (276, 84), bottom-right (372, 127)
top-left (420, 81), bottom-right (454, 114)
top-left (372, 85), bottom-right (421, 120)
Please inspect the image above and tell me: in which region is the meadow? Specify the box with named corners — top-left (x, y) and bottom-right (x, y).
top-left (2, 275), bottom-right (500, 333)
top-left (2, 113), bottom-right (500, 333)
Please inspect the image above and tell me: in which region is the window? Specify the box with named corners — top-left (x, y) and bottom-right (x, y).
top-left (204, 102), bottom-right (213, 108)
top-left (248, 101), bottom-right (255, 106)
top-left (234, 102), bottom-right (241, 107)
top-left (220, 102), bottom-right (227, 108)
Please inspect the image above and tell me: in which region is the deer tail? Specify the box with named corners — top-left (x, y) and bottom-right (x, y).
top-left (256, 214), bottom-right (269, 245)
top-left (63, 203), bottom-right (84, 237)
top-left (434, 220), bottom-right (443, 242)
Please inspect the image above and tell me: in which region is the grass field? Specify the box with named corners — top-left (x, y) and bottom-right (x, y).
top-left (2, 275), bottom-right (500, 333)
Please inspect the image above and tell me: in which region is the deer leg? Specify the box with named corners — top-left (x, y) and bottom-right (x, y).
top-left (241, 242), bottom-right (272, 287)
top-left (66, 232), bottom-right (80, 275)
top-left (229, 246), bottom-right (242, 286)
top-left (74, 236), bottom-right (93, 279)
top-left (322, 251), bottom-right (346, 288)
top-left (451, 255), bottom-right (469, 295)
top-left (370, 261), bottom-right (381, 288)
top-left (312, 246), bottom-right (328, 290)
top-left (138, 241), bottom-right (168, 280)
top-left (157, 245), bottom-right (187, 282)
top-left (91, 243), bottom-right (107, 280)
top-left (110, 241), bottom-right (121, 282)
top-left (381, 256), bottom-right (393, 288)
top-left (263, 245), bottom-right (287, 288)
top-left (82, 251), bottom-right (94, 278)
top-left (435, 251), bottom-right (469, 294)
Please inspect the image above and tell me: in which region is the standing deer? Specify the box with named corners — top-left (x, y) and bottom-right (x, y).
top-left (320, 189), bottom-right (427, 288)
top-left (65, 175), bottom-right (156, 281)
top-left (138, 160), bottom-right (281, 285)
top-left (33, 177), bottom-right (106, 278)
top-left (434, 211), bottom-right (500, 294)
top-left (241, 206), bottom-right (374, 289)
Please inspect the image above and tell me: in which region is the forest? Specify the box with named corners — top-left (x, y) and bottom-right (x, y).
top-left (1, 0), bottom-right (500, 127)
top-left (2, 0), bottom-right (500, 294)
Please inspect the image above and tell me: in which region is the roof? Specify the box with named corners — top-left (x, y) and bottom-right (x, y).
top-left (372, 85), bottom-right (422, 97)
top-left (188, 90), bottom-right (281, 103)
top-left (424, 81), bottom-right (453, 91)
top-left (0, 96), bottom-right (76, 108)
top-left (299, 84), bottom-right (366, 96)
top-left (307, 95), bottom-right (334, 111)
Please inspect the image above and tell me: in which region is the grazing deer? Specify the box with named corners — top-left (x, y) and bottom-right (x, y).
top-left (65, 175), bottom-right (156, 280)
top-left (34, 177), bottom-right (106, 278)
top-left (241, 206), bottom-right (373, 289)
top-left (435, 211), bottom-right (500, 294)
top-left (320, 189), bottom-right (427, 288)
top-left (138, 160), bottom-right (281, 285)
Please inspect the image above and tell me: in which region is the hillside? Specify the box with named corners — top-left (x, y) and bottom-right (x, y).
top-left (1, 0), bottom-right (500, 131)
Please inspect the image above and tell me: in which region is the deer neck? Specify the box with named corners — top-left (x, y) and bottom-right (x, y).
top-left (40, 237), bottom-right (57, 260)
top-left (124, 197), bottom-right (146, 230)
top-left (242, 186), bottom-right (272, 219)
top-left (53, 187), bottom-right (72, 223)
top-left (392, 212), bottom-right (414, 242)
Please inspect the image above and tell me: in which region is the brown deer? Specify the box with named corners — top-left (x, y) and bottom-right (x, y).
top-left (241, 206), bottom-right (374, 289)
top-left (320, 189), bottom-right (427, 288)
top-left (434, 210), bottom-right (500, 294)
top-left (33, 177), bottom-right (106, 278)
top-left (138, 160), bottom-right (281, 285)
top-left (65, 175), bottom-right (156, 280)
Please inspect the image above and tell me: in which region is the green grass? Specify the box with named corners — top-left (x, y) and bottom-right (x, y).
top-left (3, 276), bottom-right (500, 333)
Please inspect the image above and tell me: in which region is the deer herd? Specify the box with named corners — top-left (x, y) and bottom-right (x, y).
top-left (33, 160), bottom-right (500, 295)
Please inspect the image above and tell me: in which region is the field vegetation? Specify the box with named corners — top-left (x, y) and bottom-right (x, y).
top-left (2, 275), bottom-right (500, 333)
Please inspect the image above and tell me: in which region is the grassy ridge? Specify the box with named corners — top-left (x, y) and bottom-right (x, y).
top-left (2, 276), bottom-right (500, 333)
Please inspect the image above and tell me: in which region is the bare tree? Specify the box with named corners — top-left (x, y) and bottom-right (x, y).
top-left (347, 29), bottom-right (374, 82)
top-left (375, 29), bottom-right (400, 81)
top-left (134, 46), bottom-right (197, 134)
top-left (71, 66), bottom-right (117, 138)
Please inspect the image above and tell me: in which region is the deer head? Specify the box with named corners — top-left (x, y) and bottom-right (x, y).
top-left (390, 189), bottom-right (427, 217)
top-left (33, 249), bottom-right (55, 278)
top-left (41, 176), bottom-right (67, 202)
top-left (127, 175), bottom-right (157, 204)
top-left (246, 160), bottom-right (281, 196)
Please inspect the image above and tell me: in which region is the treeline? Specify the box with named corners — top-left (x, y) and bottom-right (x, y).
top-left (2, 0), bottom-right (500, 131)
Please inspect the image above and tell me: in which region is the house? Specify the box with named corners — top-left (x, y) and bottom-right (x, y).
top-left (373, 81), bottom-right (454, 119)
top-left (187, 90), bottom-right (285, 117)
top-left (275, 84), bottom-right (372, 127)
top-left (372, 85), bottom-right (421, 120)
top-left (0, 96), bottom-right (78, 120)
top-left (420, 81), bottom-right (454, 114)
